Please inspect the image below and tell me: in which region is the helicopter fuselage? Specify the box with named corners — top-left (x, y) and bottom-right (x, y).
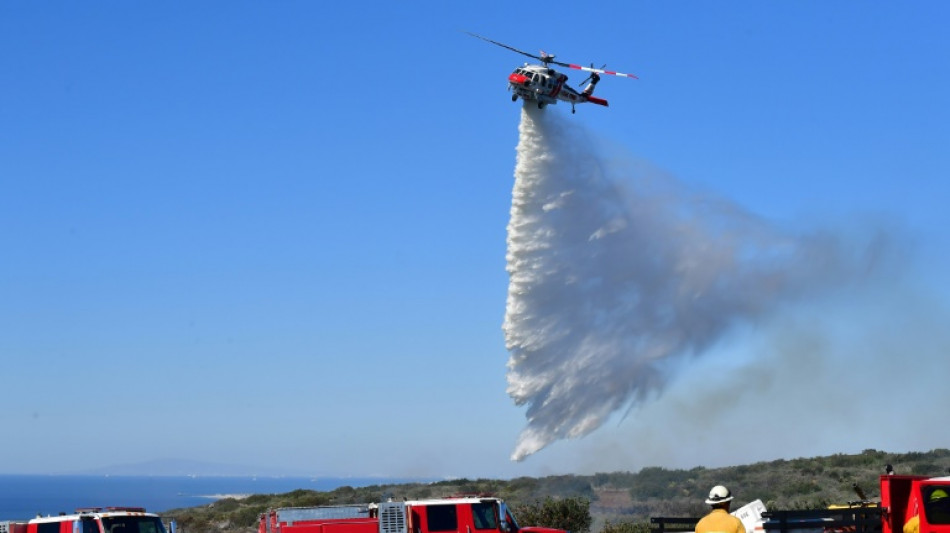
top-left (507, 64), bottom-right (607, 110)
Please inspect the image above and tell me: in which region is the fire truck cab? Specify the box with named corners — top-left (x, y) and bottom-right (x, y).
top-left (881, 475), bottom-right (950, 533)
top-left (26, 508), bottom-right (167, 533)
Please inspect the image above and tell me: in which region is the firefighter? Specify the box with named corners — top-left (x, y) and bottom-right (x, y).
top-left (695, 485), bottom-right (746, 533)
top-left (904, 489), bottom-right (950, 533)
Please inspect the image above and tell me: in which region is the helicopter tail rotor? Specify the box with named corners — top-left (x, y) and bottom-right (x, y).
top-left (582, 72), bottom-right (602, 96)
top-left (579, 63), bottom-right (606, 86)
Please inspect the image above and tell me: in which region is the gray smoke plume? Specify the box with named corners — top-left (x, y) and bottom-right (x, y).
top-left (504, 105), bottom-right (882, 461)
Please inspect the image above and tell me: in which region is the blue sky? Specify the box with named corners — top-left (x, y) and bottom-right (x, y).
top-left (2, 2), bottom-right (949, 479)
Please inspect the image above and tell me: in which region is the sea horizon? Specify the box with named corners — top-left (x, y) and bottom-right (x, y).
top-left (0, 474), bottom-right (432, 521)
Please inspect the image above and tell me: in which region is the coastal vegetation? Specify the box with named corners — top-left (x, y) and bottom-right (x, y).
top-left (163, 449), bottom-right (950, 533)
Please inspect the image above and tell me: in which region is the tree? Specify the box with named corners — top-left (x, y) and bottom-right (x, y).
top-left (513, 497), bottom-right (592, 533)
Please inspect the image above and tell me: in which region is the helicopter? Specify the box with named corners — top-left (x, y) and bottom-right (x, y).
top-left (466, 32), bottom-right (637, 114)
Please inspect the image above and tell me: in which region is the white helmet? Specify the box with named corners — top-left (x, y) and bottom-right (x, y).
top-left (706, 485), bottom-right (734, 505)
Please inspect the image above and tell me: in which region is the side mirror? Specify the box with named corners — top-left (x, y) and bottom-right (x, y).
top-left (498, 503), bottom-right (511, 533)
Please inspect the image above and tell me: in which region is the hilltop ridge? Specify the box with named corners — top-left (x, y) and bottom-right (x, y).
top-left (164, 448), bottom-right (950, 533)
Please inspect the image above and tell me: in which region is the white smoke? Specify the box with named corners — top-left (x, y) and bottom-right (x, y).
top-left (503, 105), bottom-right (886, 461)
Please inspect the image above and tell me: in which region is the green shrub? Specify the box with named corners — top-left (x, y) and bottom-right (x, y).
top-left (212, 499), bottom-right (241, 513)
top-left (602, 520), bottom-right (650, 533)
top-left (514, 497), bottom-right (592, 533)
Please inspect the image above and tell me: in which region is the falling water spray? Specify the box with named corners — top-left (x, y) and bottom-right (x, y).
top-left (503, 105), bottom-right (869, 461)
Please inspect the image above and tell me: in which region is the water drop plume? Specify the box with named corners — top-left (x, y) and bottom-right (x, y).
top-left (503, 105), bottom-right (875, 461)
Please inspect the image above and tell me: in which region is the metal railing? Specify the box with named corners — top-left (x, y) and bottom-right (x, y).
top-left (761, 508), bottom-right (882, 533)
top-left (650, 507), bottom-right (882, 533)
top-left (650, 517), bottom-right (699, 533)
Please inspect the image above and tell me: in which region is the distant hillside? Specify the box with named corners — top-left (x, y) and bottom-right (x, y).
top-left (163, 448), bottom-right (950, 533)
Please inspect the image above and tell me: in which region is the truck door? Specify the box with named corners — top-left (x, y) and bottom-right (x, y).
top-left (453, 502), bottom-right (501, 533)
top-left (419, 505), bottom-right (458, 533)
top-left (416, 502), bottom-right (503, 533)
top-left (468, 502), bottom-right (499, 533)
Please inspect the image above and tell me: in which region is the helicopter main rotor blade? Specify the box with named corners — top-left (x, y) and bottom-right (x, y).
top-left (465, 32), bottom-right (571, 67)
top-left (465, 32), bottom-right (543, 61)
top-left (466, 31), bottom-right (636, 76)
top-left (567, 63), bottom-right (638, 79)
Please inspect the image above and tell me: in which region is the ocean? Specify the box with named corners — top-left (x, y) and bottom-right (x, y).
top-left (0, 475), bottom-right (418, 521)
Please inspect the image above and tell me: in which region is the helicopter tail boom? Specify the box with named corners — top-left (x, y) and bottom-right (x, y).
top-left (585, 96), bottom-right (609, 107)
top-left (568, 63), bottom-right (638, 79)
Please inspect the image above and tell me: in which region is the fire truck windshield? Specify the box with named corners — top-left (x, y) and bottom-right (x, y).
top-left (100, 516), bottom-right (167, 533)
top-left (924, 486), bottom-right (950, 525)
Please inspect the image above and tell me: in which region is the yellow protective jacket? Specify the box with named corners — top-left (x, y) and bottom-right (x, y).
top-left (695, 508), bottom-right (746, 533)
top-left (903, 515), bottom-right (919, 533)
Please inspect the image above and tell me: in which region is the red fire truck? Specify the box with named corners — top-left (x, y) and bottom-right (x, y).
top-left (652, 470), bottom-right (950, 533)
top-left (881, 474), bottom-right (950, 533)
top-left (259, 497), bottom-right (568, 533)
top-left (1, 507), bottom-right (167, 533)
